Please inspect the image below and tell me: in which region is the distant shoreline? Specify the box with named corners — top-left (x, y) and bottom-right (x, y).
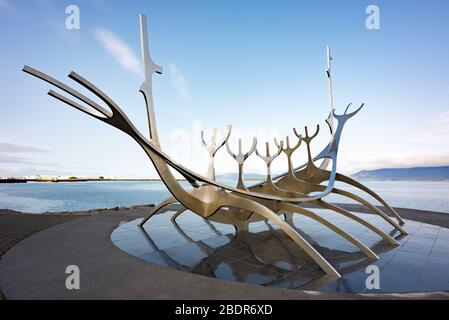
top-left (0, 178), bottom-right (186, 183)
top-left (2, 177), bottom-right (449, 184)
top-left (351, 165), bottom-right (449, 182)
top-left (352, 178), bottom-right (449, 182)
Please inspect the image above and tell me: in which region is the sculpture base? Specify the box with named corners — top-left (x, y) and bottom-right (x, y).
top-left (112, 208), bottom-right (449, 293)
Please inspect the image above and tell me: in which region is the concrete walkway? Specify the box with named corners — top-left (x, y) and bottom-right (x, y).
top-left (1, 206), bottom-right (448, 300)
top-left (0, 212), bottom-right (88, 300)
top-left (0, 212), bottom-right (87, 256)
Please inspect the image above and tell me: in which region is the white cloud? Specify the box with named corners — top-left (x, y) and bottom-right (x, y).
top-left (0, 154), bottom-right (56, 166)
top-left (0, 142), bottom-right (49, 153)
top-left (169, 63), bottom-right (189, 98)
top-left (94, 28), bottom-right (142, 77)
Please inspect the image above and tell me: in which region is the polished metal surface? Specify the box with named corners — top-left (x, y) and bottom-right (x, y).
top-left (23, 14), bottom-right (407, 279)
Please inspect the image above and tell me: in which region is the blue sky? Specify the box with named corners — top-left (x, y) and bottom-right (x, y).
top-left (1, 0), bottom-right (449, 178)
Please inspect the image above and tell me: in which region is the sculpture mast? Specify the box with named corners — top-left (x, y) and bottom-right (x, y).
top-left (138, 15), bottom-right (199, 187)
top-left (326, 45), bottom-right (334, 132)
top-left (319, 45), bottom-right (335, 170)
top-left (139, 14), bottom-right (163, 147)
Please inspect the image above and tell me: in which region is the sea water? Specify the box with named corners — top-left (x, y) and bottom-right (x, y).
top-left (0, 180), bottom-right (448, 214)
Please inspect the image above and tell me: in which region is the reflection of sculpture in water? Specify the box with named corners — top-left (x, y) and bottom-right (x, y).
top-left (23, 14), bottom-right (406, 278)
top-left (138, 209), bottom-right (394, 289)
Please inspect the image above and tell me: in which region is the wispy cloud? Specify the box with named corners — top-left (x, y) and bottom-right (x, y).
top-left (0, 154), bottom-right (32, 164)
top-left (0, 154), bottom-right (55, 166)
top-left (94, 28), bottom-right (142, 76)
top-left (169, 63), bottom-right (189, 98)
top-left (0, 143), bottom-right (49, 153)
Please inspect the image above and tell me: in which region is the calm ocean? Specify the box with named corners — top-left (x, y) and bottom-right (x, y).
top-left (0, 180), bottom-right (448, 214)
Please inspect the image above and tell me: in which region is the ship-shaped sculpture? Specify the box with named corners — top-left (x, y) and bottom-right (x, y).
top-left (23, 14), bottom-right (406, 278)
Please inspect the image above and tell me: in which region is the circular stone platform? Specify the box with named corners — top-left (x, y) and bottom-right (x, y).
top-left (1, 205), bottom-right (449, 299)
top-left (112, 207), bottom-right (449, 294)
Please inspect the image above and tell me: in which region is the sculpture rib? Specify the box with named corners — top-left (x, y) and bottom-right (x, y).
top-left (277, 203), bottom-right (379, 260)
top-left (314, 200), bottom-right (399, 245)
top-left (335, 173), bottom-right (404, 225)
top-left (331, 188), bottom-right (407, 234)
top-left (139, 197), bottom-right (177, 227)
top-left (220, 194), bottom-right (341, 277)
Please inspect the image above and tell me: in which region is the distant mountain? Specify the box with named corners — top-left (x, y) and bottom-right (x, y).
top-left (351, 166), bottom-right (449, 181)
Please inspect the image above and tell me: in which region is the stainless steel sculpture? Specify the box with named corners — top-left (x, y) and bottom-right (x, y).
top-left (23, 14), bottom-right (406, 278)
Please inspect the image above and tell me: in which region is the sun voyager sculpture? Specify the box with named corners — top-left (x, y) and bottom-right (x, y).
top-left (23, 14), bottom-right (406, 278)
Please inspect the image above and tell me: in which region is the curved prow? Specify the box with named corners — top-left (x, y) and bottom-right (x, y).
top-left (23, 65), bottom-right (198, 209)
